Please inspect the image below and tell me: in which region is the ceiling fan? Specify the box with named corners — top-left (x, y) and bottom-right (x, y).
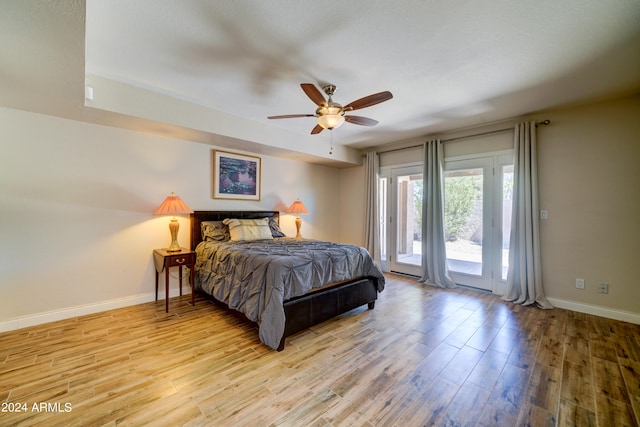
top-left (268, 83), bottom-right (393, 134)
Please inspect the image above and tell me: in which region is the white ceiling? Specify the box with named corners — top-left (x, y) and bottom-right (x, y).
top-left (85, 0), bottom-right (640, 146)
top-left (2, 1), bottom-right (640, 166)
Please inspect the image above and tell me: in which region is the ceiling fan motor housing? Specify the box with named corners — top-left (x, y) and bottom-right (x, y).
top-left (321, 84), bottom-right (337, 96)
top-left (316, 102), bottom-right (344, 117)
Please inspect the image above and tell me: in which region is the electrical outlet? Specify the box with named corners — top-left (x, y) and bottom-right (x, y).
top-left (540, 210), bottom-right (548, 220)
top-left (598, 283), bottom-right (609, 294)
top-left (575, 278), bottom-right (585, 289)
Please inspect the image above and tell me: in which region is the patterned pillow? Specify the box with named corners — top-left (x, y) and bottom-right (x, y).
top-left (201, 221), bottom-right (230, 242)
top-left (223, 218), bottom-right (273, 241)
top-left (266, 217), bottom-right (285, 238)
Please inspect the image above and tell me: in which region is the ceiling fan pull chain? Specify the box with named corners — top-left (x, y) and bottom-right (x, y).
top-left (329, 131), bottom-right (334, 155)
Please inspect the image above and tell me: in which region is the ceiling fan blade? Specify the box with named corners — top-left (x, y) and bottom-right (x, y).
top-left (344, 115), bottom-right (379, 126)
top-left (310, 124), bottom-right (324, 134)
top-left (344, 91), bottom-right (393, 111)
top-left (268, 114), bottom-right (315, 119)
top-left (301, 83), bottom-right (326, 106)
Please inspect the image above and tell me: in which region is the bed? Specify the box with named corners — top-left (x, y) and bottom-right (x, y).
top-left (190, 211), bottom-right (385, 350)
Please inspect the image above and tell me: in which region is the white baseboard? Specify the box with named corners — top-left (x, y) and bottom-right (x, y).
top-left (547, 297), bottom-right (640, 325)
top-left (0, 288), bottom-right (191, 333)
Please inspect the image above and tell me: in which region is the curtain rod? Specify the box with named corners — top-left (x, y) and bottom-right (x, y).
top-left (365, 119), bottom-right (551, 156)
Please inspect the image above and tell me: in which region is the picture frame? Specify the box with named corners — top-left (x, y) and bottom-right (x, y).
top-left (212, 150), bottom-right (261, 200)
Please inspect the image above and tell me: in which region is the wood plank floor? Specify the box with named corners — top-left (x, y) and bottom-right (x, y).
top-left (1, 273), bottom-right (639, 426)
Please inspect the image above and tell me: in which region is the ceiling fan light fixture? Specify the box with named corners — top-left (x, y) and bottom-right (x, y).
top-left (317, 113), bottom-right (345, 130)
top-left (316, 104), bottom-right (345, 129)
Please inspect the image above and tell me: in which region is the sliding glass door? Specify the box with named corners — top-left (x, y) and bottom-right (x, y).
top-left (444, 154), bottom-right (512, 292)
top-left (379, 152), bottom-right (512, 292)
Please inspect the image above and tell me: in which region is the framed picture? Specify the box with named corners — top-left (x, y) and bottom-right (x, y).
top-left (212, 150), bottom-right (261, 200)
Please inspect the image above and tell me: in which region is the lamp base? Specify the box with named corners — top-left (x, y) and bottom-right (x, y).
top-left (166, 218), bottom-right (182, 252)
top-left (295, 216), bottom-right (303, 238)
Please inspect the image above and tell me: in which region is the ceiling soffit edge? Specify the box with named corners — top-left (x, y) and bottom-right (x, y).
top-left (84, 75), bottom-right (363, 167)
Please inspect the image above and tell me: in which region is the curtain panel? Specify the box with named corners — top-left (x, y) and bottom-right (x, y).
top-left (364, 151), bottom-right (382, 267)
top-left (502, 122), bottom-right (552, 308)
top-left (421, 140), bottom-right (456, 288)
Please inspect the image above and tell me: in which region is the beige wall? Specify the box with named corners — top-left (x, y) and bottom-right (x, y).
top-left (338, 165), bottom-right (366, 246)
top-left (0, 107), bottom-right (340, 328)
top-left (537, 94), bottom-right (640, 317)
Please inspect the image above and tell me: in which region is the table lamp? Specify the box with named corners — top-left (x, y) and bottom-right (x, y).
top-left (286, 199), bottom-right (309, 238)
top-left (154, 192), bottom-right (194, 252)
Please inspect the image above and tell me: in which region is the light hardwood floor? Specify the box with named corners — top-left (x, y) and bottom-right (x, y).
top-left (1, 273), bottom-right (639, 426)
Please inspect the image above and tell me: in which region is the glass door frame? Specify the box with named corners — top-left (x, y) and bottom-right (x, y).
top-left (444, 157), bottom-right (494, 290)
top-left (495, 153), bottom-right (514, 295)
top-left (378, 151), bottom-right (512, 293)
top-left (379, 163), bottom-right (423, 277)
top-left (444, 151), bottom-right (513, 293)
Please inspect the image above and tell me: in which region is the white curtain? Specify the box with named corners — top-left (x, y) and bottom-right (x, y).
top-left (421, 140), bottom-right (456, 288)
top-left (502, 122), bottom-right (552, 308)
top-left (364, 151), bottom-right (382, 266)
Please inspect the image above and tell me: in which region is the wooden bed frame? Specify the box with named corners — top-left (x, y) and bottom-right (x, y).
top-left (190, 210), bottom-right (379, 351)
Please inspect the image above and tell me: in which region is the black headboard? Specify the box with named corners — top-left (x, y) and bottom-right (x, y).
top-left (190, 211), bottom-right (280, 250)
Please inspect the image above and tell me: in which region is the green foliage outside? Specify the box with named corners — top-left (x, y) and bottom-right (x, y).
top-left (411, 175), bottom-right (480, 242)
top-left (444, 176), bottom-right (478, 241)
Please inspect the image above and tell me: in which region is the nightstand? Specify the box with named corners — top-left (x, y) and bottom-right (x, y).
top-left (153, 248), bottom-right (196, 312)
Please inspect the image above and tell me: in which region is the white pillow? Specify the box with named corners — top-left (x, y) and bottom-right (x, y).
top-left (222, 218), bottom-right (273, 241)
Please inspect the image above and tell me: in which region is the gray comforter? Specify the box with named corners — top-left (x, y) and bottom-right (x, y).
top-left (194, 238), bottom-right (385, 349)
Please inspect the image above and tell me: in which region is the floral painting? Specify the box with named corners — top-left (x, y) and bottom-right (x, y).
top-left (212, 150), bottom-right (261, 200)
